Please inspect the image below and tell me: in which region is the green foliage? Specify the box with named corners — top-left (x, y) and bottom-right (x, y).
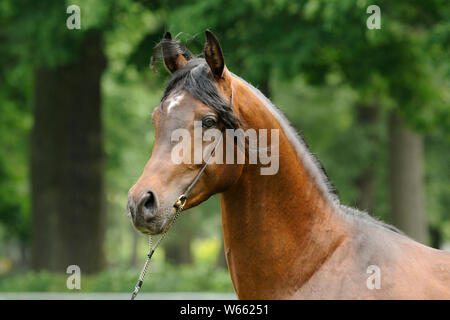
top-left (0, 4), bottom-right (33, 242)
top-left (272, 77), bottom-right (393, 221)
top-left (0, 0), bottom-right (449, 290)
top-left (134, 0), bottom-right (450, 133)
top-left (0, 263), bottom-right (233, 292)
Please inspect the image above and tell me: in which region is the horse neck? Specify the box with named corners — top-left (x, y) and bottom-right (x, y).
top-left (220, 78), bottom-right (349, 299)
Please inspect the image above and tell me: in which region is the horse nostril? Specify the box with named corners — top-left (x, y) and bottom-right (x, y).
top-left (140, 191), bottom-right (157, 222)
top-left (144, 192), bottom-right (154, 210)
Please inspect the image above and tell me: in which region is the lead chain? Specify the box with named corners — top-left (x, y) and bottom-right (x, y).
top-left (130, 196), bottom-right (186, 300)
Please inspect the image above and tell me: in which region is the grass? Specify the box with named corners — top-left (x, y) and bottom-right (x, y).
top-left (0, 263), bottom-right (234, 293)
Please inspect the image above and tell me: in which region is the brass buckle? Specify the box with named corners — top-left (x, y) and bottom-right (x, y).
top-left (173, 194), bottom-right (187, 210)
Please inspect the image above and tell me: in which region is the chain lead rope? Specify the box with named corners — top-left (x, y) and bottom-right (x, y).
top-left (130, 195), bottom-right (186, 300)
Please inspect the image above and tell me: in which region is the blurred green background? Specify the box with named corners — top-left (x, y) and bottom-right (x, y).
top-left (0, 0), bottom-right (449, 294)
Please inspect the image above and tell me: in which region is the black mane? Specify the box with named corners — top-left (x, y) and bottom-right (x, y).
top-left (161, 58), bottom-right (238, 129)
top-left (152, 36), bottom-right (237, 129)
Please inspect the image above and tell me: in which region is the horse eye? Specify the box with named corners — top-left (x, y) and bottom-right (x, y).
top-left (202, 116), bottom-right (217, 129)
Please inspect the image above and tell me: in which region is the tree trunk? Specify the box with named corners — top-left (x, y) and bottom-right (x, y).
top-left (388, 111), bottom-right (427, 244)
top-left (355, 166), bottom-right (376, 212)
top-left (354, 103), bottom-right (379, 213)
top-left (31, 31), bottom-right (107, 274)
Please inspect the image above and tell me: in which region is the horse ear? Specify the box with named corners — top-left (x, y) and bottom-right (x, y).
top-left (204, 30), bottom-right (225, 79)
top-left (162, 31), bottom-right (188, 73)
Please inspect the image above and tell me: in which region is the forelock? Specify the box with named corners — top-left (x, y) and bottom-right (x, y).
top-left (161, 58), bottom-right (238, 129)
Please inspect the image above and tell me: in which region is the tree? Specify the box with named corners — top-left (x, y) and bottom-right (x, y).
top-left (389, 112), bottom-right (427, 243)
top-left (31, 30), bottom-right (107, 273)
top-left (136, 0), bottom-right (450, 244)
top-left (0, 3), bottom-right (33, 257)
top-left (2, 1), bottom-right (122, 272)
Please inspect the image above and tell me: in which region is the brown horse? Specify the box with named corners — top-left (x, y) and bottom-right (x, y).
top-left (127, 30), bottom-right (450, 299)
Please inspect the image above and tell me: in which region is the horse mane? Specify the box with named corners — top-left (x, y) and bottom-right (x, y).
top-left (151, 35), bottom-right (237, 129)
top-left (232, 73), bottom-right (341, 202)
top-left (161, 58), bottom-right (238, 129)
top-left (235, 75), bottom-right (403, 235)
top-left (152, 36), bottom-right (402, 235)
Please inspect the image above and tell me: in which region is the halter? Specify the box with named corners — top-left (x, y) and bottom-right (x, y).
top-left (130, 86), bottom-right (233, 300)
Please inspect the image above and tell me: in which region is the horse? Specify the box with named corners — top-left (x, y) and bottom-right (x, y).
top-left (127, 30), bottom-right (450, 299)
